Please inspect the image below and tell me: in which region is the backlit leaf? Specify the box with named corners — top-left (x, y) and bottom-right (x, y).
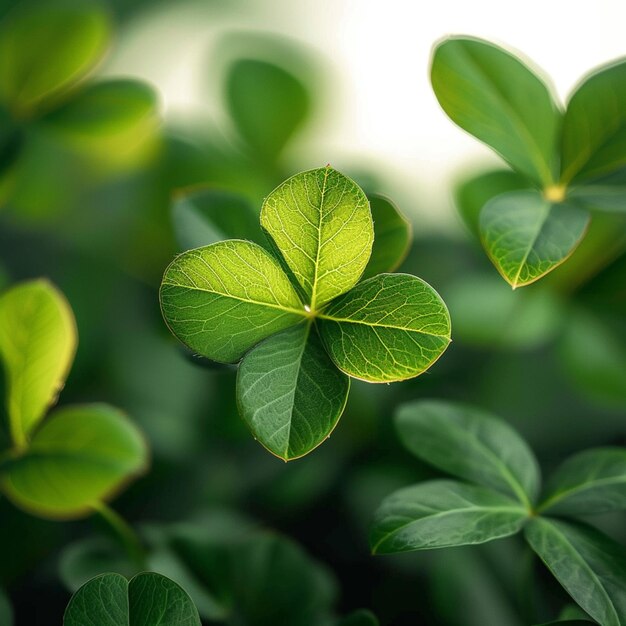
top-left (318, 274), bottom-right (451, 382)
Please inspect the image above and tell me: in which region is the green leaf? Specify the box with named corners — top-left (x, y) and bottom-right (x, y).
top-left (172, 188), bottom-right (262, 251)
top-left (454, 169), bottom-right (530, 237)
top-left (480, 190), bottom-right (590, 287)
top-left (0, 404), bottom-right (148, 518)
top-left (39, 79), bottom-right (158, 160)
top-left (431, 36), bottom-right (559, 186)
top-left (0, 588), bottom-right (13, 626)
top-left (159, 240), bottom-right (306, 363)
top-left (318, 274), bottom-right (451, 383)
top-left (226, 58), bottom-right (310, 160)
top-left (535, 622), bottom-right (594, 625)
top-left (568, 168), bottom-right (626, 213)
top-left (538, 448), bottom-right (626, 516)
top-left (260, 166), bottom-right (373, 309)
top-left (561, 59), bottom-right (626, 184)
top-left (0, 279), bottom-right (77, 448)
top-left (0, 0), bottom-right (111, 115)
top-left (525, 518), bottom-right (626, 626)
top-left (370, 479), bottom-right (528, 554)
top-left (63, 572), bottom-right (201, 626)
top-left (337, 609), bottom-right (379, 626)
top-left (362, 194), bottom-right (411, 279)
top-left (395, 400), bottom-right (540, 508)
top-left (237, 321), bottom-right (349, 461)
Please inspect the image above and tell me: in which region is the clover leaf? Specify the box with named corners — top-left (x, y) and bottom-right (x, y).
top-left (160, 166), bottom-right (451, 460)
top-left (432, 36), bottom-right (626, 287)
top-left (371, 400), bottom-right (626, 624)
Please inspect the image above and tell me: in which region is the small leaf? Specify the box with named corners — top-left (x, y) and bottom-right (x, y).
top-left (480, 190), bottom-right (590, 287)
top-left (171, 188), bottom-right (262, 251)
top-left (525, 518), bottom-right (626, 626)
top-left (160, 240), bottom-right (307, 363)
top-left (237, 322), bottom-right (349, 461)
top-left (395, 400), bottom-right (540, 507)
top-left (226, 58), bottom-right (310, 160)
top-left (318, 274), bottom-right (451, 383)
top-left (63, 572), bottom-right (201, 626)
top-left (454, 169), bottom-right (530, 237)
top-left (260, 166), bottom-right (373, 309)
top-left (431, 36), bottom-right (559, 186)
top-left (370, 479), bottom-right (528, 554)
top-left (0, 0), bottom-right (111, 115)
top-left (561, 59), bottom-right (626, 184)
top-left (0, 279), bottom-right (77, 448)
top-left (0, 404), bottom-right (148, 518)
top-left (539, 448), bottom-right (626, 516)
top-left (362, 194), bottom-right (411, 279)
top-left (337, 609), bottom-right (379, 626)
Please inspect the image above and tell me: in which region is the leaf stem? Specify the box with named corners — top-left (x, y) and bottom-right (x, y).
top-left (92, 502), bottom-right (146, 570)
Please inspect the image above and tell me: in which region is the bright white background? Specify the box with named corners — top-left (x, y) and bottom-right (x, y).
top-left (107, 0), bottom-right (626, 228)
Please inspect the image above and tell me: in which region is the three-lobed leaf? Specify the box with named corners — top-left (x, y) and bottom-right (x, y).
top-left (63, 572), bottom-right (201, 626)
top-left (525, 518), bottom-right (626, 626)
top-left (395, 400), bottom-right (540, 507)
top-left (431, 36), bottom-right (559, 186)
top-left (370, 479), bottom-right (528, 554)
top-left (318, 274), bottom-right (451, 382)
top-left (480, 190), bottom-right (590, 288)
top-left (0, 279), bottom-right (77, 448)
top-left (237, 322), bottom-right (349, 460)
top-left (539, 448), bottom-right (626, 516)
top-left (261, 166), bottom-right (373, 309)
top-left (0, 404), bottom-right (148, 518)
top-left (160, 240), bottom-right (306, 363)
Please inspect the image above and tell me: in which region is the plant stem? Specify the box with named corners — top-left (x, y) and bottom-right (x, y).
top-left (93, 502), bottom-right (146, 571)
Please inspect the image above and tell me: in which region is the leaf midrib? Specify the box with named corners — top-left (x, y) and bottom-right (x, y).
top-left (317, 313), bottom-right (450, 339)
top-left (538, 474), bottom-right (626, 513)
top-left (310, 166), bottom-right (331, 311)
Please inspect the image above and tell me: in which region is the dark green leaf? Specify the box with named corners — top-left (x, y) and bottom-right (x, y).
top-left (318, 274), bottom-right (451, 382)
top-left (226, 59), bottom-right (310, 160)
top-left (431, 36), bottom-right (559, 186)
top-left (370, 479), bottom-right (528, 554)
top-left (337, 609), bottom-right (379, 626)
top-left (568, 168), bottom-right (626, 213)
top-left (561, 59), bottom-right (626, 184)
top-left (525, 518), bottom-right (626, 626)
top-left (260, 166), bottom-right (373, 309)
top-left (362, 194), bottom-right (411, 279)
top-left (63, 572), bottom-right (201, 626)
top-left (237, 322), bottom-right (349, 461)
top-left (0, 404), bottom-right (148, 518)
top-left (171, 188), bottom-right (262, 251)
top-left (0, 0), bottom-right (111, 114)
top-left (395, 400), bottom-right (540, 507)
top-left (0, 588), bottom-right (12, 626)
top-left (539, 448), bottom-right (626, 516)
top-left (160, 240), bottom-right (306, 363)
top-left (480, 190), bottom-right (590, 287)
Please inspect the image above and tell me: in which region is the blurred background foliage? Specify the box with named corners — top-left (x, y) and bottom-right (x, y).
top-left (0, 0), bottom-right (625, 625)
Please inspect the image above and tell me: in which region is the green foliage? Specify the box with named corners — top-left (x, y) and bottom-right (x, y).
top-left (432, 36), bottom-right (626, 286)
top-left (63, 572), bottom-right (201, 626)
top-left (0, 279), bottom-right (147, 518)
top-left (0, 588), bottom-right (13, 626)
top-left (160, 167), bottom-right (451, 459)
top-left (371, 400), bottom-right (626, 621)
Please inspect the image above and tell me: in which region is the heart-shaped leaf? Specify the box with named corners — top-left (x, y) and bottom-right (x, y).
top-left (480, 190), bottom-right (590, 287)
top-left (171, 188), bottom-right (262, 251)
top-left (160, 240), bottom-right (307, 363)
top-left (525, 518), bottom-right (626, 626)
top-left (561, 59), bottom-right (626, 184)
top-left (63, 572), bottom-right (201, 626)
top-left (431, 36), bottom-right (559, 186)
top-left (395, 400), bottom-right (540, 507)
top-left (362, 194), bottom-right (411, 279)
top-left (539, 448), bottom-right (626, 516)
top-left (318, 274), bottom-right (451, 382)
top-left (226, 58), bottom-right (310, 160)
top-left (237, 322), bottom-right (349, 460)
top-left (370, 479), bottom-right (528, 554)
top-left (0, 279), bottom-right (77, 448)
top-left (261, 166), bottom-right (373, 309)
top-left (0, 0), bottom-right (111, 115)
top-left (0, 404), bottom-right (148, 518)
